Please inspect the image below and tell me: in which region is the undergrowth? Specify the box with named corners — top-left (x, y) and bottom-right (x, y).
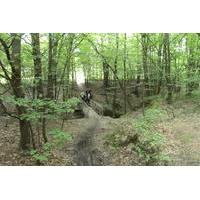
top-left (30, 129), bottom-right (72, 164)
top-left (133, 107), bottom-right (170, 165)
top-left (104, 107), bottom-right (170, 165)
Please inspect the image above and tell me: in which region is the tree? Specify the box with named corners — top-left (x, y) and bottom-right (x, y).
top-left (0, 34), bottom-right (32, 150)
top-left (47, 33), bottom-right (59, 99)
top-left (63, 33), bottom-right (75, 100)
top-left (112, 33), bottom-right (119, 117)
top-left (123, 33), bottom-right (127, 113)
top-left (31, 33), bottom-right (44, 99)
top-left (156, 34), bottom-right (164, 94)
top-left (141, 33), bottom-right (150, 96)
top-left (163, 33), bottom-right (172, 102)
top-left (31, 33), bottom-right (47, 143)
top-left (186, 34), bottom-right (199, 95)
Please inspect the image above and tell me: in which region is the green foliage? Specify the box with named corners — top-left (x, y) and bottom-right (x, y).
top-left (1, 95), bottom-right (80, 122)
top-left (133, 108), bottom-right (169, 165)
top-left (135, 107), bottom-right (166, 131)
top-left (21, 111), bottom-right (42, 121)
top-left (104, 108), bottom-right (170, 165)
top-left (185, 90), bottom-right (200, 102)
top-left (48, 128), bottom-right (73, 149)
top-left (30, 142), bottom-right (52, 163)
top-left (30, 128), bottom-right (72, 164)
top-left (104, 131), bottom-right (123, 149)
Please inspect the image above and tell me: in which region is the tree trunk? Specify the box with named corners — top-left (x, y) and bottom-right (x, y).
top-left (11, 34), bottom-right (31, 150)
top-left (123, 33), bottom-right (127, 113)
top-left (47, 33), bottom-right (54, 99)
top-left (103, 61), bottom-right (109, 88)
top-left (186, 36), bottom-right (197, 96)
top-left (62, 34), bottom-right (74, 100)
top-left (52, 36), bottom-right (58, 99)
top-left (31, 33), bottom-right (44, 99)
top-left (112, 33), bottom-right (119, 117)
top-left (156, 34), bottom-right (164, 95)
top-left (47, 33), bottom-right (58, 99)
top-left (31, 33), bottom-right (47, 143)
top-left (163, 33), bottom-right (172, 102)
top-left (141, 33), bottom-right (150, 96)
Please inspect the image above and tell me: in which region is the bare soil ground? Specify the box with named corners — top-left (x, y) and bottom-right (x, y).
top-left (163, 101), bottom-right (200, 165)
top-left (0, 117), bottom-right (35, 165)
top-left (0, 117), bottom-right (74, 166)
top-left (0, 98), bottom-right (200, 166)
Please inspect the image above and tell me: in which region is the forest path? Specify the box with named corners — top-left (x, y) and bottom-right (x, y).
top-left (165, 103), bottom-right (200, 165)
top-left (73, 101), bottom-right (104, 165)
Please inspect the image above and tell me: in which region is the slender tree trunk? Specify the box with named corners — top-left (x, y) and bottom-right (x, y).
top-left (103, 61), bottom-right (109, 88)
top-left (31, 33), bottom-right (44, 99)
top-left (186, 36), bottom-right (197, 96)
top-left (112, 33), bottom-right (119, 117)
top-left (47, 33), bottom-right (58, 100)
top-left (62, 34), bottom-right (74, 100)
top-left (156, 34), bottom-right (164, 94)
top-left (47, 33), bottom-right (54, 99)
top-left (135, 36), bottom-right (141, 97)
top-left (88, 37), bottom-right (133, 109)
top-left (141, 33), bottom-right (150, 96)
top-left (52, 36), bottom-right (58, 99)
top-left (163, 33), bottom-right (172, 102)
top-left (135, 75), bottom-right (140, 97)
top-left (31, 33), bottom-right (47, 143)
top-left (123, 33), bottom-right (127, 113)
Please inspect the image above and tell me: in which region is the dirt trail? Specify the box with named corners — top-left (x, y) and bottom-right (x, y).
top-left (73, 102), bottom-right (103, 165)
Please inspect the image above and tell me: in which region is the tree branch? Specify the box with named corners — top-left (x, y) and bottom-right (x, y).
top-left (85, 34), bottom-right (133, 109)
top-left (0, 38), bottom-right (12, 65)
top-left (0, 60), bottom-right (12, 82)
top-left (0, 98), bottom-right (19, 119)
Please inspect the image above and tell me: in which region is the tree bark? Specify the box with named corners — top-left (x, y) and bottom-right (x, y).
top-left (163, 33), bottom-right (172, 102)
top-left (47, 33), bottom-right (58, 99)
top-left (112, 33), bottom-right (119, 117)
top-left (103, 61), bottom-right (109, 88)
top-left (62, 34), bottom-right (74, 100)
top-left (31, 33), bottom-right (44, 99)
top-left (141, 33), bottom-right (150, 96)
top-left (47, 33), bottom-right (54, 99)
top-left (156, 34), bottom-right (164, 94)
top-left (123, 33), bottom-right (127, 113)
top-left (186, 35), bottom-right (198, 95)
top-left (11, 34), bottom-right (31, 150)
top-left (31, 33), bottom-right (47, 143)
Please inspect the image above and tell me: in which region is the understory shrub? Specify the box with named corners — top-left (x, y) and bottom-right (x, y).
top-left (104, 107), bottom-right (170, 165)
top-left (30, 129), bottom-right (73, 164)
top-left (30, 142), bottom-right (52, 163)
top-left (48, 128), bottom-right (73, 149)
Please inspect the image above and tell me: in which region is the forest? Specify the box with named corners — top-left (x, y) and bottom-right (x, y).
top-left (0, 33), bottom-right (199, 166)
